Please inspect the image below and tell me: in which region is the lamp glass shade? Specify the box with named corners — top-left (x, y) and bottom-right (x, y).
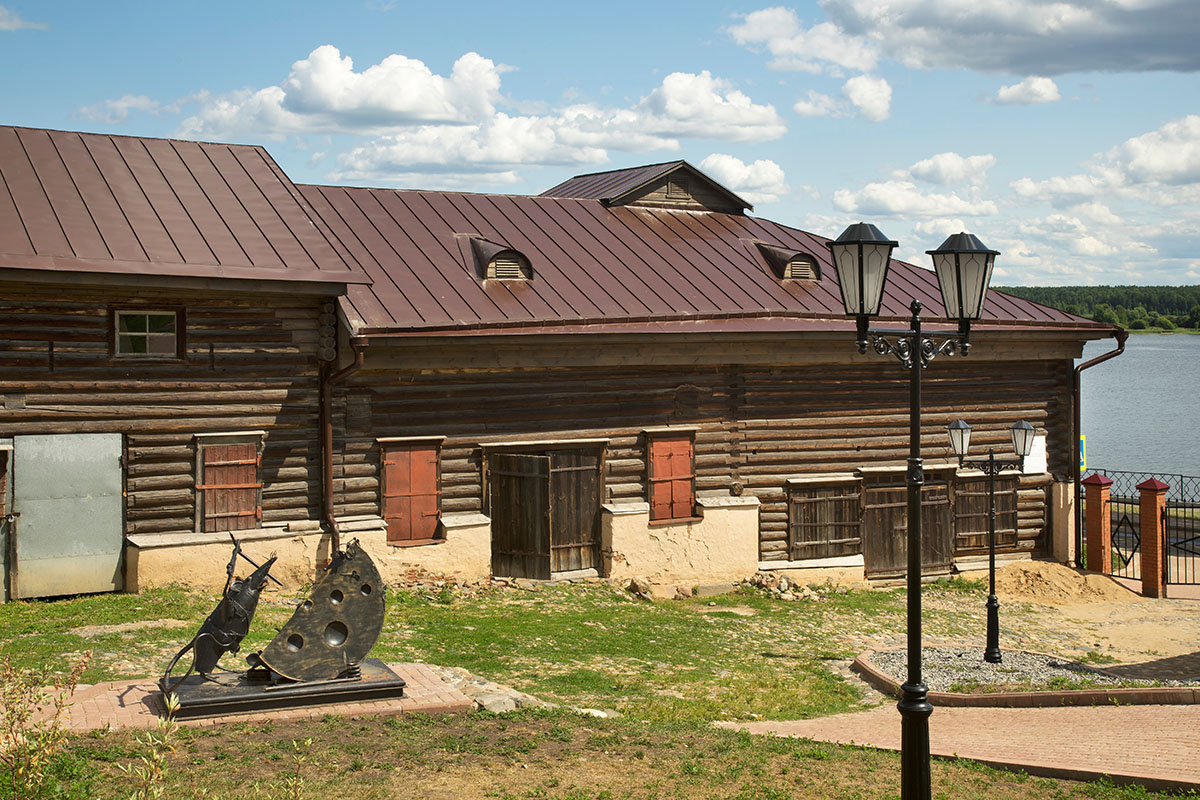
top-left (928, 233), bottom-right (999, 320)
top-left (828, 223), bottom-right (897, 317)
top-left (947, 419), bottom-right (971, 458)
top-left (1010, 420), bottom-right (1035, 457)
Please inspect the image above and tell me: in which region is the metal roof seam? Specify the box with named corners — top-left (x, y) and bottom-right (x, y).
top-left (14, 129), bottom-right (77, 259)
top-left (46, 130), bottom-right (116, 261)
top-left (75, 132), bottom-right (153, 263)
top-left (134, 137), bottom-right (220, 266)
top-left (200, 143), bottom-right (288, 268)
top-left (105, 135), bottom-right (188, 264)
top-left (0, 156), bottom-right (36, 254)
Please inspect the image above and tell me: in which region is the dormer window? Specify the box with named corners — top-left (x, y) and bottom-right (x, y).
top-left (754, 242), bottom-right (821, 282)
top-left (783, 254), bottom-right (818, 280)
top-left (469, 237), bottom-right (533, 280)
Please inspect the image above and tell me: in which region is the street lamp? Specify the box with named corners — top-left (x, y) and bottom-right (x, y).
top-left (947, 419), bottom-right (1034, 664)
top-left (829, 224), bottom-right (999, 800)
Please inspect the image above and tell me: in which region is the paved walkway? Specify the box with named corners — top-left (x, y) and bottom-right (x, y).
top-left (57, 663), bottom-right (472, 732)
top-left (722, 703), bottom-right (1200, 793)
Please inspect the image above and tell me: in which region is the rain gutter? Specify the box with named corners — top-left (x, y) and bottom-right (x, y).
top-left (1073, 328), bottom-right (1128, 564)
top-left (321, 337), bottom-right (365, 554)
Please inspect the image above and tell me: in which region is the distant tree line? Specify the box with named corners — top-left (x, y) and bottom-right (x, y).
top-left (994, 285), bottom-right (1200, 330)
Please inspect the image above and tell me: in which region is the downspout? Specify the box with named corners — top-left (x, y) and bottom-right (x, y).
top-left (321, 337), bottom-right (365, 554)
top-left (1072, 328), bottom-right (1128, 564)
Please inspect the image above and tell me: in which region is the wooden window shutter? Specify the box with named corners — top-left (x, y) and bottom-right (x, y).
top-left (788, 485), bottom-right (862, 560)
top-left (197, 443), bottom-right (262, 533)
top-left (648, 433), bottom-right (695, 521)
top-left (382, 442), bottom-right (441, 543)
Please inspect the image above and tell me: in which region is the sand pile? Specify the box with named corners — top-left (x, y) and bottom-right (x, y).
top-left (995, 560), bottom-right (1139, 605)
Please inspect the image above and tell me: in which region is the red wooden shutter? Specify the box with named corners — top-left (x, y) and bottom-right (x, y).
top-left (197, 443), bottom-right (262, 532)
top-left (648, 433), bottom-right (694, 521)
top-left (382, 442), bottom-right (441, 543)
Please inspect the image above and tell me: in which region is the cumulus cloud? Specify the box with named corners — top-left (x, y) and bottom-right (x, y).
top-left (790, 76), bottom-right (890, 121)
top-left (842, 74), bottom-right (891, 121)
top-left (0, 5), bottom-right (45, 30)
top-left (833, 180), bottom-right (998, 216)
top-left (75, 94), bottom-right (160, 124)
top-left (793, 90), bottom-right (841, 118)
top-left (900, 152), bottom-right (996, 185)
top-left (820, 0), bottom-right (1200, 75)
top-left (180, 47), bottom-right (506, 138)
top-left (726, 6), bottom-right (879, 74)
top-left (994, 76), bottom-right (1061, 104)
top-left (175, 48), bottom-right (785, 182)
top-left (698, 154), bottom-right (790, 204)
top-left (635, 71), bottom-right (786, 141)
top-left (1102, 114), bottom-right (1200, 185)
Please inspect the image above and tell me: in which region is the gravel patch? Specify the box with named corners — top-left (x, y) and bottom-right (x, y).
top-left (869, 646), bottom-right (1199, 692)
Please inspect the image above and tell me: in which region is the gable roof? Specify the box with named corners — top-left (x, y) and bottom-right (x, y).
top-left (540, 161), bottom-right (753, 213)
top-left (0, 126), bottom-right (368, 288)
top-left (300, 183), bottom-right (1105, 338)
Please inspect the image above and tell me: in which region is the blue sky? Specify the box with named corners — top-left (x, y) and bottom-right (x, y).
top-left (2, 0), bottom-right (1197, 285)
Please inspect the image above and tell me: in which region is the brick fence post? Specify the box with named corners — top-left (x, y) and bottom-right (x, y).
top-left (1081, 473), bottom-right (1112, 574)
top-left (1137, 478), bottom-right (1169, 598)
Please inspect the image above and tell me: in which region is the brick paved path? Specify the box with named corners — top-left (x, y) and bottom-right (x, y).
top-left (56, 663), bottom-right (472, 732)
top-left (722, 704), bottom-right (1200, 793)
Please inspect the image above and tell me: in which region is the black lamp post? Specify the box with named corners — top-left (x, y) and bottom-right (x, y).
top-left (948, 419), bottom-right (1035, 664)
top-left (829, 224), bottom-right (999, 800)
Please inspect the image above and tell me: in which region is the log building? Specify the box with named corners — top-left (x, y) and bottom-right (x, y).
top-left (0, 129), bottom-right (1119, 598)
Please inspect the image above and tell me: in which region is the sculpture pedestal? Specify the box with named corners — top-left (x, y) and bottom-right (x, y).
top-left (161, 658), bottom-right (406, 719)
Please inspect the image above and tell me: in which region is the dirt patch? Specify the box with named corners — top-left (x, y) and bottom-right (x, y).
top-left (71, 619), bottom-right (191, 638)
top-left (995, 561), bottom-right (1139, 605)
top-left (692, 605), bottom-right (757, 617)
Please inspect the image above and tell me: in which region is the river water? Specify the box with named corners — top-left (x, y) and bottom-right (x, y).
top-left (1079, 335), bottom-right (1200, 476)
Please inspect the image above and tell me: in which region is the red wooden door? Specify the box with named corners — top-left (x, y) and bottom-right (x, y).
top-left (648, 433), bottom-right (694, 521)
top-left (381, 442), bottom-right (441, 544)
top-left (198, 443), bottom-right (261, 532)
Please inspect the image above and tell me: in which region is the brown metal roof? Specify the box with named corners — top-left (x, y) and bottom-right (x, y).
top-left (299, 184), bottom-right (1106, 337)
top-left (540, 160), bottom-right (752, 212)
top-left (0, 126), bottom-right (368, 287)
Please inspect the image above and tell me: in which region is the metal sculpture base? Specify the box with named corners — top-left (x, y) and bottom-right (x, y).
top-left (162, 658), bottom-right (406, 719)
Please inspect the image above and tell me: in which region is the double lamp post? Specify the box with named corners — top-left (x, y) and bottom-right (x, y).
top-left (826, 223), bottom-right (1008, 800)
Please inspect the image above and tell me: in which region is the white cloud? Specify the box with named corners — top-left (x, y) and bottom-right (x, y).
top-left (635, 71), bottom-right (786, 142)
top-left (75, 94), bottom-right (160, 124)
top-left (180, 47), bottom-right (506, 139)
top-left (727, 6), bottom-right (880, 74)
top-left (842, 74), bottom-right (891, 121)
top-left (0, 5), bottom-right (45, 30)
top-left (833, 180), bottom-right (998, 216)
top-left (1102, 114), bottom-right (1200, 185)
top-left (698, 154), bottom-right (790, 204)
top-left (901, 152), bottom-right (996, 185)
top-left (994, 76), bottom-right (1061, 104)
top-left (176, 49), bottom-right (784, 181)
top-left (793, 90), bottom-right (841, 118)
top-left (821, 0), bottom-right (1200, 75)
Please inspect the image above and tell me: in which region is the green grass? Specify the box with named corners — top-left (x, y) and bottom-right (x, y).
top-left (5, 579), bottom-right (1178, 799)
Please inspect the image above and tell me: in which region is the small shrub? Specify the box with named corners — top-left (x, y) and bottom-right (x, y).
top-left (118, 693), bottom-right (181, 800)
top-left (0, 650), bottom-right (91, 800)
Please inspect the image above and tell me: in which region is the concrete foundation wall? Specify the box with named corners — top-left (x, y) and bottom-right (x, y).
top-left (602, 495), bottom-right (760, 585)
top-left (125, 513), bottom-right (492, 592)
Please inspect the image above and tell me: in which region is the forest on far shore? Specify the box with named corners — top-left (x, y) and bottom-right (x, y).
top-left (994, 285), bottom-right (1200, 330)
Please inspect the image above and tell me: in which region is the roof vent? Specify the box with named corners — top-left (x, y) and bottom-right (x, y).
top-left (754, 242), bottom-right (821, 281)
top-left (468, 237), bottom-right (533, 280)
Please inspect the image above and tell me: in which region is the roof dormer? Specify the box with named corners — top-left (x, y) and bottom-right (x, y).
top-left (751, 241), bottom-right (821, 281)
top-left (462, 236), bottom-right (533, 281)
top-left (540, 161), bottom-right (752, 214)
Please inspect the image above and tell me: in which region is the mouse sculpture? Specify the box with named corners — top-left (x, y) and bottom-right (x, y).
top-left (162, 538), bottom-right (278, 692)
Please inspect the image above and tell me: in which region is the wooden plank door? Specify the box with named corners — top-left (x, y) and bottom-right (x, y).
top-left (489, 453), bottom-right (552, 580)
top-left (953, 476), bottom-right (1018, 554)
top-left (548, 449), bottom-right (601, 573)
top-left (381, 442), bottom-right (441, 544)
top-left (861, 481), bottom-right (953, 579)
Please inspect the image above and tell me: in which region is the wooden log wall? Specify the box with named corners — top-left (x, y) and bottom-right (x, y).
top-left (335, 357), bottom-right (1072, 559)
top-left (0, 284), bottom-right (326, 535)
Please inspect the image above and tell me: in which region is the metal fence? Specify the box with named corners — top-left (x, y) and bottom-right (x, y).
top-left (1080, 470), bottom-right (1200, 585)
